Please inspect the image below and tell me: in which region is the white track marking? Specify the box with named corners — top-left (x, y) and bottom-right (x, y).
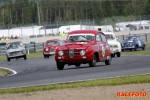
top-left (0, 67), bottom-right (17, 76)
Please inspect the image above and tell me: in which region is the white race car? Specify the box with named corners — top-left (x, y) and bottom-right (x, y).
top-left (104, 32), bottom-right (121, 57)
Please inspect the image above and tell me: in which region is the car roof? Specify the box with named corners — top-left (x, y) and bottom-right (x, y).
top-left (126, 35), bottom-right (140, 37)
top-left (46, 39), bottom-right (59, 42)
top-left (69, 30), bottom-right (99, 35)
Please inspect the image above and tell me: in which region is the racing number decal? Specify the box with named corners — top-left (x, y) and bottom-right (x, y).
top-left (102, 46), bottom-right (105, 57)
top-left (138, 41), bottom-right (142, 46)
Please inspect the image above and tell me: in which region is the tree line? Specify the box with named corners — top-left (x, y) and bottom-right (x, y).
top-left (0, 0), bottom-right (150, 27)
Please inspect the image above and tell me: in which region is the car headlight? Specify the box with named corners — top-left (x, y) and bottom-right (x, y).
top-left (80, 50), bottom-right (85, 56)
top-left (22, 49), bottom-right (26, 54)
top-left (121, 44), bottom-right (124, 46)
top-left (58, 50), bottom-right (64, 56)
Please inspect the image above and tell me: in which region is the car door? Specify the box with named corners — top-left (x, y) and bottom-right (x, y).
top-left (96, 33), bottom-right (107, 61)
top-left (100, 33), bottom-right (108, 60)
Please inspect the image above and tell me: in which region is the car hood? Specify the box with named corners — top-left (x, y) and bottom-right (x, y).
top-left (107, 40), bottom-right (118, 45)
top-left (44, 45), bottom-right (58, 49)
top-left (6, 47), bottom-right (24, 53)
top-left (59, 42), bottom-right (93, 50)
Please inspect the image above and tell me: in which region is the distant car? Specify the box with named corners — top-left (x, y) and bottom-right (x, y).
top-left (43, 39), bottom-right (65, 58)
top-left (29, 35), bottom-right (36, 38)
top-left (5, 41), bottom-right (27, 61)
top-left (55, 30), bottom-right (113, 70)
top-left (104, 32), bottom-right (121, 57)
top-left (121, 35), bottom-right (146, 51)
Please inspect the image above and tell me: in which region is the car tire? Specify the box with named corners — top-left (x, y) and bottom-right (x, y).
top-left (134, 46), bottom-right (138, 51)
top-left (56, 61), bottom-right (64, 70)
top-left (47, 55), bottom-right (49, 58)
top-left (142, 46), bottom-right (145, 50)
top-left (89, 55), bottom-right (96, 67)
top-left (44, 55), bottom-right (46, 59)
top-left (24, 55), bottom-right (27, 60)
top-left (105, 56), bottom-right (112, 65)
top-left (7, 57), bottom-right (10, 61)
top-left (122, 49), bottom-right (124, 52)
top-left (130, 49), bottom-right (132, 51)
top-left (117, 52), bottom-right (121, 57)
top-left (75, 64), bottom-right (81, 68)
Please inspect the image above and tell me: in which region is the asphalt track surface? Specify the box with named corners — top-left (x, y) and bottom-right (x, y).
top-left (0, 48), bottom-right (150, 89)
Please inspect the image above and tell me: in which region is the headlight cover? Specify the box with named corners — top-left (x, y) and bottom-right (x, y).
top-left (80, 50), bottom-right (86, 56)
top-left (58, 50), bottom-right (64, 56)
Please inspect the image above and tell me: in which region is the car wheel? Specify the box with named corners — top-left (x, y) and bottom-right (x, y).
top-left (89, 55), bottom-right (96, 67)
top-left (134, 46), bottom-right (137, 51)
top-left (142, 46), bottom-right (145, 50)
top-left (47, 55), bottom-right (49, 58)
top-left (105, 56), bottom-right (112, 65)
top-left (56, 61), bottom-right (64, 70)
top-left (75, 64), bottom-right (81, 68)
top-left (122, 49), bottom-right (124, 52)
top-left (117, 52), bottom-right (121, 57)
top-left (130, 49), bottom-right (132, 51)
top-left (44, 55), bottom-right (46, 59)
top-left (7, 57), bottom-right (10, 61)
top-left (24, 55), bottom-right (27, 60)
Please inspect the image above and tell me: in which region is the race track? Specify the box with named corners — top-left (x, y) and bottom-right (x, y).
top-left (0, 52), bottom-right (150, 89)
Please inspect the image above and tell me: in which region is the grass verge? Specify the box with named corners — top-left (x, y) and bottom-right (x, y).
top-left (0, 74), bottom-right (150, 94)
top-left (122, 50), bottom-right (150, 55)
top-left (0, 68), bottom-right (11, 77)
top-left (0, 52), bottom-right (43, 61)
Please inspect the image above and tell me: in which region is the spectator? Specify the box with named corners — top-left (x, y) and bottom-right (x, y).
top-left (98, 28), bottom-right (101, 31)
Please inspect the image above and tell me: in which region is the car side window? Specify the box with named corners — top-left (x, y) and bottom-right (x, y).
top-left (101, 33), bottom-right (107, 42)
top-left (96, 33), bottom-right (102, 42)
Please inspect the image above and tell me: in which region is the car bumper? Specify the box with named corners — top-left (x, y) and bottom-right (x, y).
top-left (56, 53), bottom-right (93, 64)
top-left (44, 52), bottom-right (55, 55)
top-left (121, 47), bottom-right (135, 50)
top-left (7, 54), bottom-right (26, 59)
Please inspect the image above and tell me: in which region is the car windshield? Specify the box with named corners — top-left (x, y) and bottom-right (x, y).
top-left (68, 34), bottom-right (94, 42)
top-left (46, 41), bottom-right (59, 46)
top-left (7, 42), bottom-right (22, 49)
top-left (105, 34), bottom-right (115, 40)
top-left (126, 36), bottom-right (137, 41)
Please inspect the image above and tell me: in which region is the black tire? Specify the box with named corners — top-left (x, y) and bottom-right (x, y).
top-left (44, 55), bottom-right (46, 59)
top-left (75, 64), bottom-right (81, 68)
top-left (24, 55), bottom-right (27, 60)
top-left (7, 57), bottom-right (10, 61)
top-left (142, 46), bottom-right (145, 50)
top-left (122, 49), bottom-right (124, 52)
top-left (105, 56), bottom-right (112, 65)
top-left (89, 55), bottom-right (96, 67)
top-left (56, 61), bottom-right (64, 70)
top-left (134, 46), bottom-right (137, 51)
top-left (47, 55), bottom-right (49, 58)
top-left (130, 49), bottom-right (132, 51)
top-left (117, 52), bottom-right (121, 57)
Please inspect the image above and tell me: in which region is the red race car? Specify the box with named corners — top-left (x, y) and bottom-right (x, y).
top-left (55, 30), bottom-right (113, 70)
top-left (43, 39), bottom-right (65, 58)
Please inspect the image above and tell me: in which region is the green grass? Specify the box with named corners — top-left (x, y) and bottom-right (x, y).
top-left (146, 42), bottom-right (150, 47)
top-left (0, 74), bottom-right (149, 94)
top-left (122, 50), bottom-right (150, 55)
top-left (0, 68), bottom-right (11, 77)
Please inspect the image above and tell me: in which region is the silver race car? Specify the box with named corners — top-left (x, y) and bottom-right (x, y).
top-left (5, 41), bottom-right (27, 61)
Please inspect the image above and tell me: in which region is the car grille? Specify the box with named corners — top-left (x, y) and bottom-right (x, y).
top-left (9, 51), bottom-right (22, 56)
top-left (63, 49), bottom-right (80, 57)
top-left (110, 44), bottom-right (118, 48)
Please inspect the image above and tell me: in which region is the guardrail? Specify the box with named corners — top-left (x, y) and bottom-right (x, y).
top-left (0, 33), bottom-right (150, 56)
top-left (0, 43), bottom-right (44, 56)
